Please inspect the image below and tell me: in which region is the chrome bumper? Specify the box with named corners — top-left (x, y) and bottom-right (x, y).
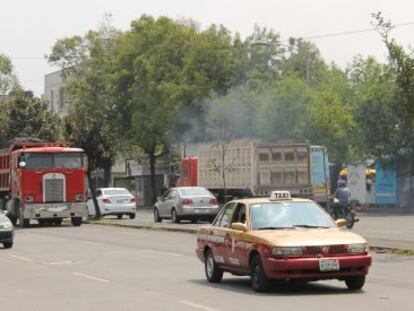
top-left (22, 202), bottom-right (88, 219)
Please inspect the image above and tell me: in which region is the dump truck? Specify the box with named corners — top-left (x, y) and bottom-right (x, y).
top-left (176, 140), bottom-right (330, 205)
top-left (0, 139), bottom-right (89, 227)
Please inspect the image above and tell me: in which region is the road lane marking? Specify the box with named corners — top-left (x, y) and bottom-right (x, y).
top-left (72, 272), bottom-right (110, 283)
top-left (178, 300), bottom-right (219, 311)
top-left (8, 254), bottom-right (34, 262)
top-left (145, 249), bottom-right (184, 257)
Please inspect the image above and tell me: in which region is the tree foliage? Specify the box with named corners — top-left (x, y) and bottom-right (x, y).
top-left (371, 12), bottom-right (414, 170)
top-left (0, 53), bottom-right (20, 96)
top-left (0, 93), bottom-right (61, 146)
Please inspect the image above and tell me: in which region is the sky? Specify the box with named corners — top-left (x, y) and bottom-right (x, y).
top-left (1, 0), bottom-right (414, 96)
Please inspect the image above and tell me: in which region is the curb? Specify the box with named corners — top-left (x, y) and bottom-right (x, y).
top-left (84, 220), bottom-right (414, 255)
top-left (84, 220), bottom-right (198, 234)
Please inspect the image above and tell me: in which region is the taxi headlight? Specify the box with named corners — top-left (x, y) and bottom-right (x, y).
top-left (272, 247), bottom-right (303, 257)
top-left (348, 243), bottom-right (369, 253)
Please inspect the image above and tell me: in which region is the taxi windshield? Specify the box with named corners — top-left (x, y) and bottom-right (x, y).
top-left (250, 202), bottom-right (335, 230)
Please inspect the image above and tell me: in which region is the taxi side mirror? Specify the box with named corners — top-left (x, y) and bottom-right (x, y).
top-left (231, 222), bottom-right (248, 232)
top-left (335, 219), bottom-right (347, 228)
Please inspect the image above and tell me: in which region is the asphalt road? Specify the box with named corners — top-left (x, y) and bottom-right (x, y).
top-left (1, 224), bottom-right (414, 311)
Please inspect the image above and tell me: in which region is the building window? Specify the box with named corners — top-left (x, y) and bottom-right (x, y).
top-left (272, 152), bottom-right (282, 161)
top-left (285, 151), bottom-right (295, 161)
top-left (259, 153), bottom-right (269, 162)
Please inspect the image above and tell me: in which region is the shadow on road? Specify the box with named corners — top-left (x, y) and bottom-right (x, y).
top-left (188, 278), bottom-right (365, 296)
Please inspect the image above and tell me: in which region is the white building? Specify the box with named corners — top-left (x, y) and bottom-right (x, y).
top-left (44, 70), bottom-right (70, 118)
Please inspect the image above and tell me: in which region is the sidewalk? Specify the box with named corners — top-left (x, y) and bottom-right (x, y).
top-left (86, 208), bottom-right (414, 251)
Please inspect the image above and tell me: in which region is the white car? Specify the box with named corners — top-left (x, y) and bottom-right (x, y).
top-left (87, 188), bottom-right (136, 219)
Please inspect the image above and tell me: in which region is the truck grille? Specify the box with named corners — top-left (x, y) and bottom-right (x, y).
top-left (43, 174), bottom-right (65, 202)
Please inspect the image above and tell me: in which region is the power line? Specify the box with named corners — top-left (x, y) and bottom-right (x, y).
top-left (7, 21), bottom-right (414, 60)
top-left (302, 21), bottom-right (414, 40)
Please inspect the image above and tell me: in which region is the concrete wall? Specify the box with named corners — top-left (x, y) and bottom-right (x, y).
top-left (44, 70), bottom-right (70, 118)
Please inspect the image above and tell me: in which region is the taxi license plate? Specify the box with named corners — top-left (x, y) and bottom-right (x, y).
top-left (319, 259), bottom-right (340, 272)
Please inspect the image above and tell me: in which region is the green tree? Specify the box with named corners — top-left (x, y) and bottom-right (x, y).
top-left (64, 105), bottom-right (115, 218)
top-left (257, 76), bottom-right (311, 141)
top-left (48, 16), bottom-right (120, 216)
top-left (347, 56), bottom-right (398, 160)
top-left (114, 15), bottom-right (237, 203)
top-left (0, 92), bottom-right (61, 146)
top-left (280, 38), bottom-right (327, 84)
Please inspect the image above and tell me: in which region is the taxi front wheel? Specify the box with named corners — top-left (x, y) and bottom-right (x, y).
top-left (250, 254), bottom-right (271, 292)
top-left (345, 275), bottom-right (365, 290)
top-left (205, 250), bottom-right (223, 283)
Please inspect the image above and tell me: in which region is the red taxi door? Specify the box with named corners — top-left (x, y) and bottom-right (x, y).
top-left (224, 203), bottom-right (249, 271)
top-left (207, 202), bottom-right (236, 266)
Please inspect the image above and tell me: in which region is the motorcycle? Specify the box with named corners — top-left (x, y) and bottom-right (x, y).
top-left (328, 198), bottom-right (359, 229)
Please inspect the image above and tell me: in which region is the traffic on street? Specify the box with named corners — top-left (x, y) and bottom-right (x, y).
top-left (1, 223), bottom-right (413, 311)
top-left (2, 1), bottom-right (414, 310)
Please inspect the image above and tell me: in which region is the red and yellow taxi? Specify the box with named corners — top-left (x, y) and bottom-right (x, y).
top-left (196, 191), bottom-right (372, 292)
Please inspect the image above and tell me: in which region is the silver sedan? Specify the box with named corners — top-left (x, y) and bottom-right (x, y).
top-left (154, 187), bottom-right (219, 223)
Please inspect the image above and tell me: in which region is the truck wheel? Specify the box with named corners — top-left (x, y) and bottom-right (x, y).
top-left (54, 218), bottom-right (63, 226)
top-left (250, 254), bottom-right (271, 292)
top-left (117, 214), bottom-right (123, 219)
top-left (38, 219), bottom-right (47, 226)
top-left (128, 213), bottom-right (136, 219)
top-left (71, 217), bottom-right (82, 227)
top-left (19, 218), bottom-right (30, 228)
top-left (205, 249), bottom-right (223, 283)
top-left (171, 208), bottom-right (180, 223)
top-left (345, 275), bottom-right (365, 290)
top-left (3, 242), bottom-right (13, 249)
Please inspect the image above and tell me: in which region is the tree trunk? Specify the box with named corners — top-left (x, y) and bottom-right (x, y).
top-left (149, 150), bottom-right (157, 205)
top-left (103, 164), bottom-right (112, 187)
top-left (87, 169), bottom-right (101, 219)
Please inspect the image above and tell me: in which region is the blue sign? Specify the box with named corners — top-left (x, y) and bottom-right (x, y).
top-left (375, 163), bottom-right (397, 205)
top-left (310, 146), bottom-right (329, 194)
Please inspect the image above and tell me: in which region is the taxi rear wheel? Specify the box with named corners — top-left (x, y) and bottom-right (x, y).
top-left (345, 275), bottom-right (365, 290)
top-left (250, 254), bottom-right (271, 292)
top-left (205, 250), bottom-right (223, 283)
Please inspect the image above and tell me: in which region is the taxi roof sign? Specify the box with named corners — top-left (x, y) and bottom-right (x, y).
top-left (270, 191), bottom-right (291, 200)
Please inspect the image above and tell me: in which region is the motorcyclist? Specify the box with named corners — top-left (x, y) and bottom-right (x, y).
top-left (331, 179), bottom-right (351, 218)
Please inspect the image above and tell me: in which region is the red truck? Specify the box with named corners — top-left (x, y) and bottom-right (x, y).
top-left (0, 139), bottom-right (89, 227)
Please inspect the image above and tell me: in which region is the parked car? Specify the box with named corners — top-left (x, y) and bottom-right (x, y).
top-left (87, 188), bottom-right (136, 219)
top-left (0, 210), bottom-right (14, 249)
top-left (154, 187), bottom-right (219, 223)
